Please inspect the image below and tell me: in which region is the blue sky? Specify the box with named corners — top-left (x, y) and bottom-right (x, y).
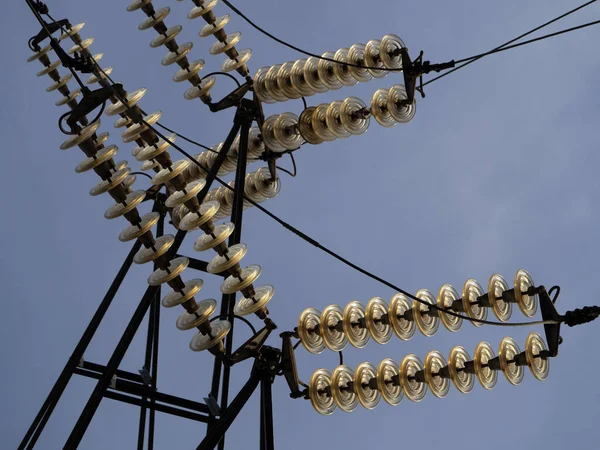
top-left (2, 0), bottom-right (600, 448)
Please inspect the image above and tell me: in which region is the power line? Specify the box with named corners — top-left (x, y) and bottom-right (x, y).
top-left (453, 19), bottom-right (600, 65)
top-left (423, 0), bottom-right (599, 86)
top-left (219, 0), bottom-right (403, 72)
top-left (26, 0), bottom-right (561, 328)
top-left (221, 0), bottom-right (599, 78)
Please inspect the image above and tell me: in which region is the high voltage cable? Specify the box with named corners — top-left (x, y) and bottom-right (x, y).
top-left (221, 0), bottom-right (599, 77)
top-left (423, 0), bottom-right (599, 86)
top-left (451, 19), bottom-right (600, 65)
top-left (25, 0), bottom-right (562, 328)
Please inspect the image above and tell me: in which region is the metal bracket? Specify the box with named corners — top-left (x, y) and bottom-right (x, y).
top-left (203, 393), bottom-right (221, 417)
top-left (110, 375), bottom-right (117, 390)
top-left (279, 332), bottom-right (302, 398)
top-left (538, 285), bottom-right (562, 357)
top-left (400, 48), bottom-right (455, 103)
top-left (63, 84), bottom-right (122, 132)
top-left (29, 18), bottom-right (70, 51)
top-left (48, 38), bottom-right (95, 73)
top-left (138, 366), bottom-right (152, 386)
top-left (209, 82), bottom-right (252, 112)
top-left (229, 319), bottom-right (278, 366)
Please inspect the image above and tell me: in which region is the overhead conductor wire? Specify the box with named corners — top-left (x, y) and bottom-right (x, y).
top-left (221, 0), bottom-right (600, 77)
top-left (28, 0), bottom-right (587, 328)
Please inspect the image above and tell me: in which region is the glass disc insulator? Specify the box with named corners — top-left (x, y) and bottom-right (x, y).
top-left (364, 39), bottom-right (387, 78)
top-left (210, 31), bottom-right (241, 55)
top-left (162, 42), bottom-right (193, 67)
top-left (276, 62), bottom-right (302, 99)
top-left (309, 369), bottom-right (335, 415)
top-left (342, 301), bottom-right (369, 348)
top-left (175, 298), bottom-right (216, 330)
top-left (37, 60), bottom-right (61, 77)
top-left (312, 104), bottom-right (337, 142)
top-left (161, 279), bottom-right (203, 308)
top-left (474, 341), bottom-right (498, 390)
top-left (412, 288), bottom-right (439, 337)
top-left (437, 284), bottom-right (462, 332)
top-left (325, 101), bottom-right (351, 139)
top-left (298, 106), bottom-right (324, 145)
top-left (332, 48), bottom-right (358, 87)
top-left (119, 212), bottom-right (160, 243)
top-left (488, 274), bottom-right (512, 322)
top-left (138, 7), bottom-right (170, 30)
top-left (331, 365), bottom-right (358, 412)
top-left (448, 346), bottom-right (475, 393)
top-left (165, 180), bottom-right (205, 208)
top-left (188, 0), bottom-right (218, 19)
top-left (499, 337), bottom-right (525, 386)
top-left (389, 293), bottom-right (416, 340)
top-left (105, 87), bottom-right (147, 116)
top-left (207, 243), bottom-right (247, 274)
top-left (380, 34), bottom-right (405, 69)
top-left (424, 350), bottom-right (450, 398)
top-left (525, 332), bottom-right (550, 381)
top-left (253, 167), bottom-right (281, 199)
top-left (234, 285), bottom-right (275, 317)
top-left (317, 51), bottom-right (343, 90)
top-left (189, 320), bottom-right (231, 352)
top-left (194, 222), bottom-right (235, 252)
top-left (371, 88), bottom-right (397, 128)
top-left (134, 234), bottom-right (174, 265)
top-left (265, 65), bottom-right (288, 102)
top-left (247, 126), bottom-right (265, 158)
top-left (244, 173), bottom-right (266, 204)
top-left (462, 278), bottom-right (487, 327)
top-left (320, 304), bottom-right (347, 352)
top-left (377, 358), bottom-right (403, 406)
top-left (354, 362), bottom-right (380, 409)
top-left (290, 59), bottom-right (316, 97)
top-left (514, 269), bottom-right (538, 317)
top-left (150, 25), bottom-right (182, 48)
top-left (340, 96), bottom-right (370, 135)
top-left (221, 48), bottom-right (252, 74)
top-left (261, 115), bottom-right (286, 152)
top-left (253, 67), bottom-right (275, 104)
top-left (68, 37), bottom-right (94, 55)
top-left (387, 84), bottom-right (416, 123)
top-left (365, 297), bottom-right (392, 344)
top-left (400, 354), bottom-right (427, 402)
top-left (199, 14), bottom-right (230, 38)
top-left (303, 57), bottom-right (328, 93)
top-left (147, 256), bottom-right (188, 286)
top-left (298, 308), bottom-right (325, 354)
top-left (220, 265), bottom-right (262, 295)
top-left (273, 112), bottom-right (304, 150)
top-left (347, 43), bottom-right (373, 82)
top-left (183, 76), bottom-right (216, 100)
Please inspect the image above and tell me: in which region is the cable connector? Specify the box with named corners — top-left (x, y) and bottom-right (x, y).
top-left (28, 18), bottom-right (71, 52)
top-left (563, 306), bottom-right (600, 327)
top-left (33, 1), bottom-right (49, 14)
top-left (60, 84), bottom-right (122, 133)
top-left (48, 39), bottom-right (95, 74)
top-left (400, 49), bottom-right (455, 103)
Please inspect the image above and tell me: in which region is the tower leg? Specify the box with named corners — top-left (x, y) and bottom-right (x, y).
top-left (260, 377), bottom-right (275, 450)
top-left (63, 284), bottom-right (161, 449)
top-left (18, 239), bottom-right (143, 450)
